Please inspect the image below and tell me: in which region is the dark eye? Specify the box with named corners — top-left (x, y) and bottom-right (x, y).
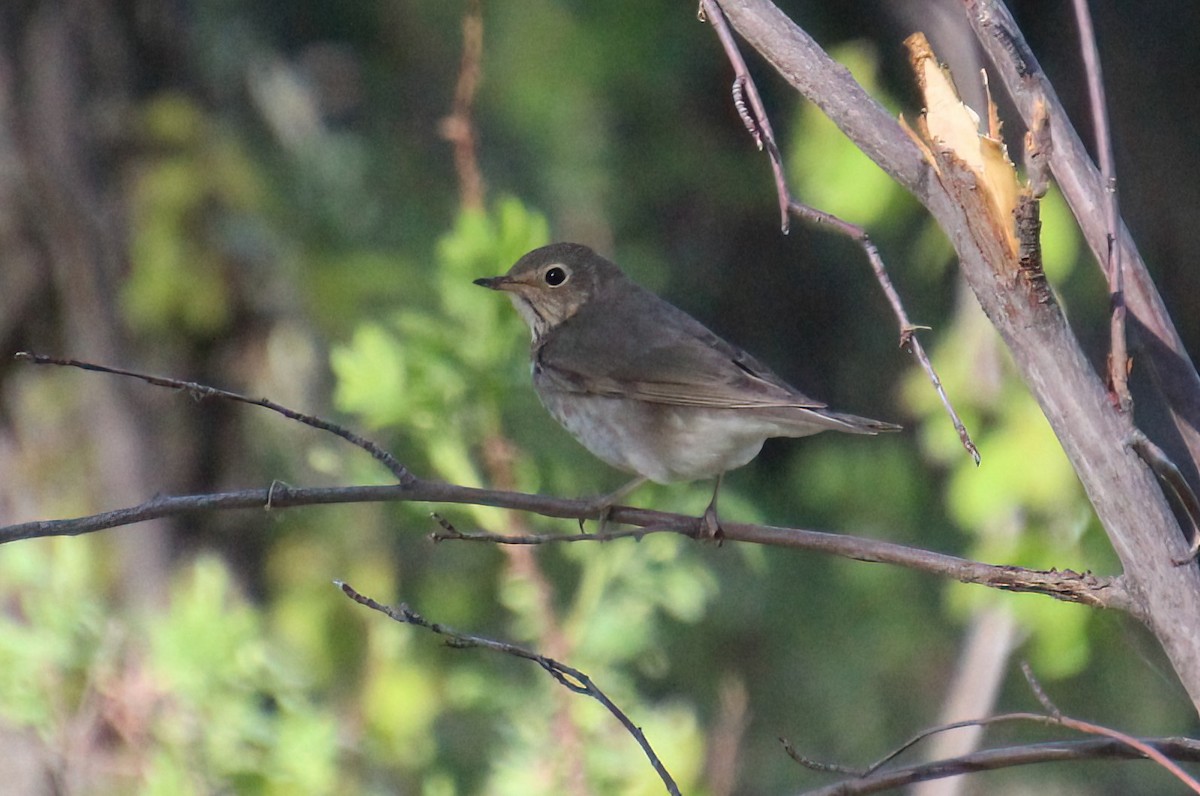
top-left (544, 266), bottom-right (567, 286)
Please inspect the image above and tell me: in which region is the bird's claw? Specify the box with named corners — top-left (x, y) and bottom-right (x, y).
top-left (699, 502), bottom-right (725, 545)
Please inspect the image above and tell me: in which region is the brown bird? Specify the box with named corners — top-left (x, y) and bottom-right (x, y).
top-left (475, 242), bottom-right (899, 535)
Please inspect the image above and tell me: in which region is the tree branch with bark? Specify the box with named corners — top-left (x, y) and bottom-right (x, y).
top-left (709, 0), bottom-right (1200, 712)
top-left (4, 353), bottom-right (1134, 617)
top-left (5, 1), bottom-right (1200, 792)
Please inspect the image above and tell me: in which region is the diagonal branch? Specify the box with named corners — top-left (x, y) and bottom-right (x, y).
top-left (964, 0), bottom-right (1200, 492)
top-left (785, 662), bottom-right (1200, 794)
top-left (336, 581), bottom-right (681, 796)
top-left (712, 0), bottom-right (1200, 715)
top-left (794, 736), bottom-right (1200, 796)
top-left (14, 351), bottom-right (415, 484)
top-left (1069, 0), bottom-right (1129, 410)
top-left (699, 0), bottom-right (979, 464)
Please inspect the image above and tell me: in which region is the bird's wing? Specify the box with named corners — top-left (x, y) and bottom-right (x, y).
top-left (536, 284), bottom-right (827, 410)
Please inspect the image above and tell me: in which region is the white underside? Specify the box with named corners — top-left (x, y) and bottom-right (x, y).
top-left (536, 388), bottom-right (812, 483)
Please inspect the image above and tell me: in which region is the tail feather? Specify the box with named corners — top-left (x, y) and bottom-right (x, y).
top-left (751, 405), bottom-right (901, 437)
top-left (820, 410), bottom-right (902, 435)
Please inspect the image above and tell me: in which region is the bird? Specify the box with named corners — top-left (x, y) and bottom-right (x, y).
top-left (474, 242), bottom-right (899, 537)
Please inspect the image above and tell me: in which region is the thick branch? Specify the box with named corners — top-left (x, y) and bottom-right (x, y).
top-left (964, 0), bottom-right (1200, 491)
top-left (715, 0), bottom-right (1200, 713)
top-left (0, 479), bottom-right (1135, 613)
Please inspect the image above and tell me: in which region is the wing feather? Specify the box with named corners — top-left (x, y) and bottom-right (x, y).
top-left (535, 282), bottom-right (826, 410)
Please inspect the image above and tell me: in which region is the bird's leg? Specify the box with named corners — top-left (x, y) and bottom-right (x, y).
top-left (579, 476), bottom-right (648, 533)
top-left (699, 473), bottom-right (725, 541)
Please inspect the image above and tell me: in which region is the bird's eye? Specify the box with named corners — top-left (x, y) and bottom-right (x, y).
top-left (543, 266), bottom-right (567, 286)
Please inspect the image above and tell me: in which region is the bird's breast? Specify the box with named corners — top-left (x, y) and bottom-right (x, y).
top-left (532, 373), bottom-right (779, 483)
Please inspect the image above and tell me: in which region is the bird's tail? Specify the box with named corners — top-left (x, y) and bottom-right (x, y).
top-left (818, 410), bottom-right (902, 435)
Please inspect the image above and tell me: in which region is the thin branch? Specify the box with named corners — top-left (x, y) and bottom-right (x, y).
top-left (1128, 430), bottom-right (1200, 561)
top-left (779, 737), bottom-right (860, 775)
top-left (1069, 0), bottom-right (1129, 411)
top-left (335, 581), bottom-right (681, 796)
top-left (1020, 662), bottom-right (1200, 792)
top-left (4, 353), bottom-right (1134, 611)
top-left (438, 0), bottom-right (486, 210)
top-left (862, 712), bottom-right (1055, 776)
top-left (699, 0), bottom-right (789, 232)
top-left (795, 737), bottom-right (1200, 796)
top-left (787, 665), bottom-right (1200, 794)
top-left (700, 0), bottom-right (979, 464)
top-left (14, 352), bottom-right (415, 484)
top-left (791, 200), bottom-right (979, 464)
top-left (431, 513), bottom-right (658, 545)
top-left (964, 0), bottom-right (1200, 487)
top-left (0, 476), bottom-right (1133, 612)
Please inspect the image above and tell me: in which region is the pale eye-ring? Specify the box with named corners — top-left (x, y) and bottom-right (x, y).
top-left (543, 266), bottom-right (568, 286)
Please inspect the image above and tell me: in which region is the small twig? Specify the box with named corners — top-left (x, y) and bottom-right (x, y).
top-left (431, 522), bottom-right (654, 545)
top-left (700, 2), bottom-right (979, 464)
top-left (731, 76), bottom-right (762, 150)
top-left (779, 737), bottom-right (863, 775)
top-left (861, 711), bottom-right (1052, 776)
top-left (797, 737), bottom-right (1200, 796)
top-left (438, 0), bottom-right (486, 211)
top-left (700, 0), bottom-right (789, 232)
top-left (335, 581), bottom-right (681, 796)
top-left (1019, 660), bottom-right (1059, 716)
top-left (1069, 0), bottom-right (1129, 411)
top-left (14, 352), bottom-right (415, 484)
top-left (790, 201), bottom-right (979, 464)
top-left (788, 665), bottom-right (1200, 794)
top-left (1021, 662), bottom-right (1200, 792)
top-left (1128, 430), bottom-right (1200, 562)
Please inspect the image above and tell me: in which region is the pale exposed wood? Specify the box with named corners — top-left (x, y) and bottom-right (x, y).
top-left (718, 0), bottom-right (1200, 711)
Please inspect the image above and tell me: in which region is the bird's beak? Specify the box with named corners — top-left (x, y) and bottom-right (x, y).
top-left (473, 275), bottom-right (510, 290)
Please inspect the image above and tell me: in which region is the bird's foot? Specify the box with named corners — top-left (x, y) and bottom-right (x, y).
top-left (577, 502), bottom-right (616, 535)
top-left (698, 502), bottom-right (725, 545)
top-left (577, 477), bottom-right (648, 534)
top-left (696, 475), bottom-right (725, 544)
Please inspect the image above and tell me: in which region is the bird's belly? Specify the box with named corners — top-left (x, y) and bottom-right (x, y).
top-left (536, 389), bottom-right (775, 484)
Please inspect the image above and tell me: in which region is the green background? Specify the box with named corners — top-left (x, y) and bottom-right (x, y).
top-left (0, 1), bottom-right (1197, 793)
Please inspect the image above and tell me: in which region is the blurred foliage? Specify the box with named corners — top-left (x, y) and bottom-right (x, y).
top-left (0, 542), bottom-right (337, 794)
top-left (1, 2), bottom-right (1197, 795)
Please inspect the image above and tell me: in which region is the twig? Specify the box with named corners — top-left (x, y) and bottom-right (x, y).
top-left (0, 478), bottom-right (1135, 612)
top-left (432, 521), bottom-right (654, 545)
top-left (796, 736), bottom-right (1200, 796)
top-left (1020, 662), bottom-right (1200, 793)
top-left (1069, 0), bottom-right (1129, 411)
top-left (14, 352), bottom-right (415, 484)
top-left (335, 581), bottom-right (681, 796)
top-left (787, 665), bottom-right (1200, 794)
top-left (861, 711), bottom-right (1054, 776)
top-left (779, 737), bottom-right (861, 775)
top-left (700, 1), bottom-right (979, 464)
top-left (790, 201), bottom-right (979, 465)
top-left (438, 0), bottom-right (486, 210)
top-left (1128, 430), bottom-right (1200, 562)
top-left (699, 0), bottom-right (789, 232)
